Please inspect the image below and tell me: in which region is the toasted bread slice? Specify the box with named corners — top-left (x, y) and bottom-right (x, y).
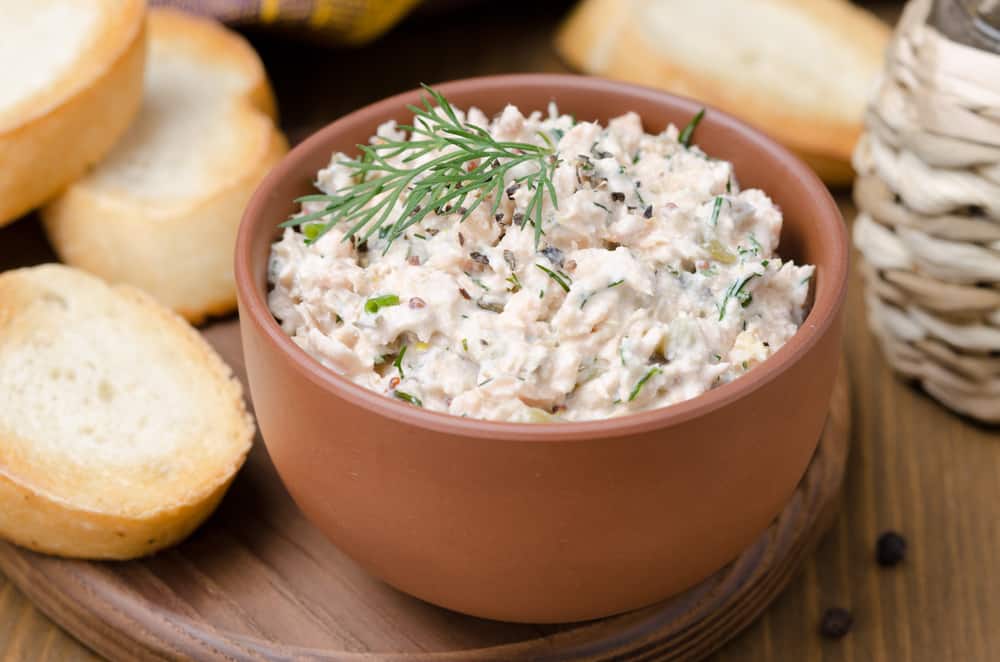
top-left (0, 264), bottom-right (253, 559)
top-left (42, 8), bottom-right (288, 323)
top-left (555, 0), bottom-right (889, 185)
top-left (0, 0), bottom-right (146, 226)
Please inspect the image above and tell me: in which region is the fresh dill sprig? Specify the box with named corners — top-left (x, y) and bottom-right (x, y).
top-left (679, 109), bottom-right (705, 148)
top-left (393, 344), bottom-right (407, 379)
top-left (709, 196), bottom-right (723, 226)
top-left (629, 367), bottom-right (662, 402)
top-left (536, 264), bottom-right (571, 292)
top-left (282, 84), bottom-right (559, 250)
top-left (718, 273), bottom-right (761, 320)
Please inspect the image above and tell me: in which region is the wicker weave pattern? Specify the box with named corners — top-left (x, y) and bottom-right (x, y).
top-left (854, 0), bottom-right (1000, 423)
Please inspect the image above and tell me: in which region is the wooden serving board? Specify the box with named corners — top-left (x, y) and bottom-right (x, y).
top-left (0, 319), bottom-right (849, 662)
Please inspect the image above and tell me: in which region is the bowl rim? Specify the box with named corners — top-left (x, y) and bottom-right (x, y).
top-left (235, 73), bottom-right (848, 442)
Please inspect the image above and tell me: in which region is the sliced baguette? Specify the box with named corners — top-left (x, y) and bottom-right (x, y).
top-left (0, 264), bottom-right (254, 559)
top-left (555, 0), bottom-right (889, 185)
top-left (42, 8), bottom-right (289, 323)
top-left (0, 0), bottom-right (146, 226)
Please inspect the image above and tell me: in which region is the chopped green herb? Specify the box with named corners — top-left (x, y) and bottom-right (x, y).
top-left (393, 390), bottom-right (423, 407)
top-left (629, 367), bottom-right (662, 402)
top-left (536, 264), bottom-right (571, 292)
top-left (713, 353), bottom-right (722, 361)
top-left (801, 274), bottom-right (813, 285)
top-left (742, 361), bottom-right (749, 370)
top-left (365, 294), bottom-right (400, 314)
top-left (506, 272), bottom-right (522, 293)
top-left (551, 128), bottom-right (564, 141)
top-left (718, 273), bottom-right (761, 320)
top-left (303, 222), bottom-right (324, 240)
top-left (612, 398), bottom-right (622, 405)
top-left (748, 234), bottom-right (762, 254)
top-left (761, 259), bottom-right (770, 268)
top-left (632, 152), bottom-right (641, 164)
top-left (608, 279), bottom-right (625, 288)
top-left (710, 196), bottom-right (723, 226)
top-left (478, 378), bottom-right (494, 387)
top-left (413, 233), bottom-right (427, 240)
top-left (726, 177), bottom-right (732, 193)
top-left (464, 272), bottom-right (489, 291)
top-left (393, 344), bottom-right (408, 379)
top-left (593, 201), bottom-right (612, 213)
top-left (619, 339), bottom-right (628, 366)
top-left (539, 289), bottom-right (545, 299)
top-left (678, 109), bottom-right (705, 148)
top-left (462, 338), bottom-right (469, 352)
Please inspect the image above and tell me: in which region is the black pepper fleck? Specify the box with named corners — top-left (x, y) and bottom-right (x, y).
top-left (610, 192), bottom-right (626, 203)
top-left (503, 249), bottom-right (516, 270)
top-left (506, 183), bottom-right (520, 199)
top-left (876, 531), bottom-right (907, 567)
top-left (541, 245), bottom-right (565, 267)
top-left (458, 232), bottom-right (465, 246)
top-left (820, 607), bottom-right (853, 639)
top-left (469, 251), bottom-right (490, 265)
top-left (643, 205), bottom-right (653, 219)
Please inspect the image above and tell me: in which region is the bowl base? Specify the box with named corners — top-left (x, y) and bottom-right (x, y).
top-left (0, 319), bottom-right (850, 661)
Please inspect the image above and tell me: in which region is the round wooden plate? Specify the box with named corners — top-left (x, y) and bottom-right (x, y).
top-left (0, 321), bottom-right (850, 662)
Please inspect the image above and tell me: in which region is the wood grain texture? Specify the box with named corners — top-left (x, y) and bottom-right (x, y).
top-left (0, 312), bottom-right (849, 661)
top-left (2, 2), bottom-right (999, 661)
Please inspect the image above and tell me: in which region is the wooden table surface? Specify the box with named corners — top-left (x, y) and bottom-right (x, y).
top-left (2, 2), bottom-right (998, 661)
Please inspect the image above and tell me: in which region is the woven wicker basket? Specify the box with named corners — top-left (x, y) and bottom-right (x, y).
top-left (854, 0), bottom-right (1000, 423)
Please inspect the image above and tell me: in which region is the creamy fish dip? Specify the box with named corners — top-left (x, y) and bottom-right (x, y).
top-left (268, 104), bottom-right (814, 422)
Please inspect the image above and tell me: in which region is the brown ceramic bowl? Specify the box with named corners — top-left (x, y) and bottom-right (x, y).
top-left (235, 74), bottom-right (848, 623)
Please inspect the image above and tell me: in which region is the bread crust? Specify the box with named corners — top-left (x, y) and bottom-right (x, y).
top-left (0, 0), bottom-right (147, 226)
top-left (0, 265), bottom-right (253, 560)
top-left (555, 0), bottom-right (889, 185)
top-left (41, 8), bottom-right (288, 323)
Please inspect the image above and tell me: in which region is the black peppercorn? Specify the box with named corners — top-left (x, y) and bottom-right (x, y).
top-left (610, 191), bottom-right (626, 202)
top-left (820, 607), bottom-right (853, 639)
top-left (876, 531), bottom-right (906, 567)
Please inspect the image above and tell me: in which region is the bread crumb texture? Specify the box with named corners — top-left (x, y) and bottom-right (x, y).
top-left (41, 7), bottom-right (288, 322)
